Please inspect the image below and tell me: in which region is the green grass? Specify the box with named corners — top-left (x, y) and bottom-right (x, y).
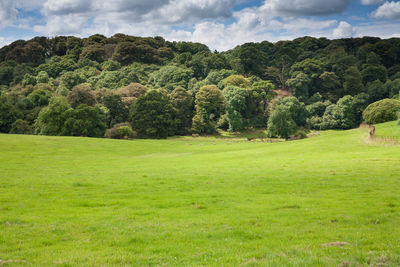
top-left (0, 126), bottom-right (399, 266)
top-left (375, 120), bottom-right (400, 138)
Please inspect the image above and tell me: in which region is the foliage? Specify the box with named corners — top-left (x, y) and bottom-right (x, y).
top-left (267, 105), bottom-right (297, 139)
top-left (66, 84), bottom-right (95, 108)
top-left (34, 97), bottom-right (71, 135)
top-left (223, 86), bottom-right (248, 131)
top-left (131, 90), bottom-right (177, 138)
top-left (62, 104), bottom-right (106, 137)
top-left (10, 119), bottom-right (33, 134)
top-left (104, 122), bottom-right (136, 139)
top-left (152, 65), bottom-right (193, 91)
top-left (0, 95), bottom-right (21, 133)
top-left (223, 74), bottom-right (250, 89)
top-left (103, 95), bottom-right (129, 128)
top-left (362, 99), bottom-right (400, 124)
top-left (170, 87), bottom-right (193, 134)
top-left (192, 85), bottom-right (224, 134)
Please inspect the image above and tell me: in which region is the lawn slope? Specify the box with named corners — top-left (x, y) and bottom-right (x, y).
top-left (0, 127), bottom-right (399, 266)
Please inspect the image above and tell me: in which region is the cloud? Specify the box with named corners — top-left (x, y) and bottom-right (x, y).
top-left (333, 21), bottom-right (355, 38)
top-left (261, 0), bottom-right (350, 16)
top-left (360, 0), bottom-right (384, 5)
top-left (372, 1), bottom-right (400, 19)
top-left (35, 0), bottom-right (240, 36)
top-left (0, 0), bottom-right (18, 29)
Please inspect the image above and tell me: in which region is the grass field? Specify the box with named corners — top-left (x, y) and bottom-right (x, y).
top-left (375, 120), bottom-right (400, 138)
top-left (1, 124), bottom-right (400, 266)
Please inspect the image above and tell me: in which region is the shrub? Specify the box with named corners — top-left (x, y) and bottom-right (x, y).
top-left (362, 99), bottom-right (400, 124)
top-left (105, 122), bottom-right (136, 139)
top-left (10, 119), bottom-right (32, 134)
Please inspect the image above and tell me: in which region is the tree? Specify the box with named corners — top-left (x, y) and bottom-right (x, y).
top-left (286, 72), bottom-right (311, 101)
top-left (343, 66), bottom-right (364, 96)
top-left (192, 85), bottom-right (224, 134)
top-left (35, 97), bottom-right (71, 135)
top-left (103, 95), bottom-right (129, 128)
top-left (278, 96), bottom-right (309, 127)
top-left (62, 104), bottom-right (106, 137)
top-left (246, 80), bottom-right (275, 126)
top-left (10, 119), bottom-right (33, 134)
top-left (27, 89), bottom-right (51, 107)
top-left (67, 84), bottom-right (95, 108)
top-left (366, 80), bottom-right (387, 102)
top-left (115, 83), bottom-right (147, 106)
top-left (223, 75), bottom-right (250, 89)
top-left (362, 99), bottom-right (400, 124)
top-left (267, 105), bottom-right (297, 139)
top-left (0, 94), bottom-right (20, 133)
top-left (131, 90), bottom-right (177, 138)
top-left (80, 44), bottom-right (106, 63)
top-left (152, 65), bottom-right (194, 91)
top-left (170, 87), bottom-right (193, 134)
top-left (223, 86), bottom-right (248, 131)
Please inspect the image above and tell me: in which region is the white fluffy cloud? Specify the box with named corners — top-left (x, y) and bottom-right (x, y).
top-left (372, 1), bottom-right (400, 19)
top-left (4, 0), bottom-right (400, 51)
top-left (333, 21), bottom-right (355, 38)
top-left (0, 0), bottom-right (18, 29)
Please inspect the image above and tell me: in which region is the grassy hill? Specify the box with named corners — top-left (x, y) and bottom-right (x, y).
top-left (0, 125), bottom-right (399, 266)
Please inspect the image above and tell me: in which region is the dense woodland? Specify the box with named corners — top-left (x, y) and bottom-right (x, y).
top-left (0, 34), bottom-right (400, 139)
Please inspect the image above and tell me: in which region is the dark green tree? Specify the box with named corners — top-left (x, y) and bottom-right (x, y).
top-left (131, 90), bottom-right (177, 138)
top-left (62, 104), bottom-right (106, 137)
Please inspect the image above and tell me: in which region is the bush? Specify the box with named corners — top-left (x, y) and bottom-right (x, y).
top-left (362, 99), bottom-right (400, 124)
top-left (10, 119), bottom-right (32, 134)
top-left (105, 122), bottom-right (136, 139)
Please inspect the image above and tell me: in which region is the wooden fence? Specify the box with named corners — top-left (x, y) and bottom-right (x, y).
top-left (360, 123), bottom-right (400, 144)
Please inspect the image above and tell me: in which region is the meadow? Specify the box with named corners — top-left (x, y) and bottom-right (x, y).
top-left (0, 124), bottom-right (400, 266)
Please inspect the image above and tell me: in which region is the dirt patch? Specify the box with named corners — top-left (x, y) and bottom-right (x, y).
top-left (240, 257), bottom-right (258, 265)
top-left (321, 241), bottom-right (350, 247)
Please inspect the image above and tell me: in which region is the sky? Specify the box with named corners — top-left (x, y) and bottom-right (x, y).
top-left (0, 0), bottom-right (400, 51)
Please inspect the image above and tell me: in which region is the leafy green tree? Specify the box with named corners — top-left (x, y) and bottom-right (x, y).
top-left (80, 44), bottom-right (106, 63)
top-left (102, 60), bottom-right (121, 71)
top-left (22, 73), bottom-right (37, 86)
top-left (366, 80), bottom-right (387, 102)
top-left (170, 87), bottom-right (193, 134)
top-left (10, 119), bottom-right (32, 134)
top-left (35, 97), bottom-right (71, 135)
top-left (151, 65), bottom-right (193, 91)
top-left (115, 83), bottom-right (147, 106)
top-left (286, 72), bottom-right (311, 101)
top-left (59, 71), bottom-right (85, 90)
top-left (36, 71), bottom-right (50, 84)
top-left (67, 84), bottom-right (95, 108)
top-left (62, 104), bottom-right (106, 137)
top-left (279, 96), bottom-right (308, 126)
top-left (362, 99), bottom-right (400, 124)
top-left (318, 72), bottom-right (341, 101)
top-left (131, 90), bottom-right (177, 138)
top-left (223, 75), bottom-right (250, 89)
top-left (246, 80), bottom-right (275, 126)
top-left (343, 66), bottom-right (364, 96)
top-left (192, 85), bottom-right (224, 134)
top-left (223, 86), bottom-right (248, 131)
top-left (103, 94), bottom-right (129, 128)
top-left (267, 105), bottom-right (297, 139)
top-left (361, 64), bottom-right (387, 84)
top-left (27, 89), bottom-right (51, 107)
top-left (0, 94), bottom-right (20, 133)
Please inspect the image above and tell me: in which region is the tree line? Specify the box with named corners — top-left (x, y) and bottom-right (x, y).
top-left (0, 34), bottom-right (399, 139)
